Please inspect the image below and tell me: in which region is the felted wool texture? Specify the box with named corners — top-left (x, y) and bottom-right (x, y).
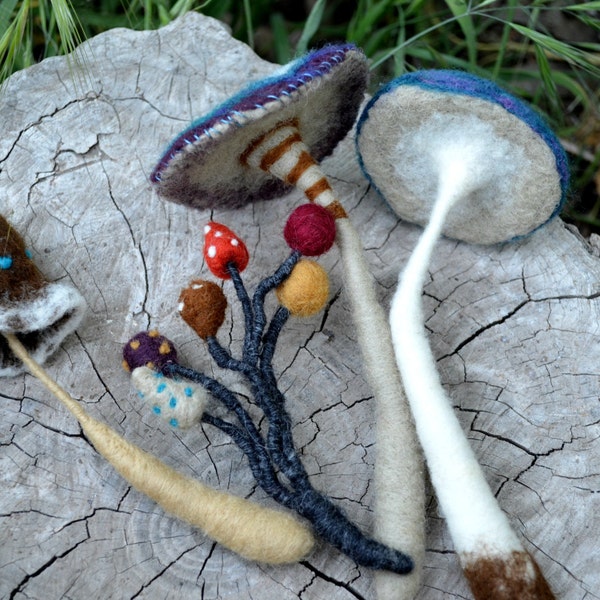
top-left (0, 215), bottom-right (45, 302)
top-left (178, 280), bottom-right (227, 339)
top-left (284, 203), bottom-right (336, 256)
top-left (151, 45), bottom-right (369, 209)
top-left (241, 121), bottom-right (338, 209)
top-left (336, 218), bottom-right (425, 600)
top-left (356, 71), bottom-right (568, 245)
top-left (388, 177), bottom-right (524, 558)
top-left (463, 550), bottom-right (556, 600)
top-left (203, 222), bottom-right (249, 279)
top-left (6, 332), bottom-right (315, 565)
top-left (122, 330), bottom-right (179, 371)
top-left (0, 215), bottom-right (86, 377)
top-left (131, 366), bottom-right (207, 429)
top-left (384, 114), bottom-right (555, 595)
top-left (275, 259), bottom-right (329, 317)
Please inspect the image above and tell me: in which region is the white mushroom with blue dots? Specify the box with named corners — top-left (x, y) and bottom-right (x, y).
top-left (122, 330), bottom-right (208, 429)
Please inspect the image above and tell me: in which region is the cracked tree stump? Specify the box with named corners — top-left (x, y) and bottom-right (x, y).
top-left (0, 12), bottom-right (598, 599)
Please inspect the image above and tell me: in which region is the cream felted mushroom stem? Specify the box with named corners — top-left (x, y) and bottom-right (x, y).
top-left (356, 70), bottom-right (569, 600)
top-left (4, 332), bottom-right (315, 565)
top-left (152, 44), bottom-right (424, 598)
top-left (244, 123), bottom-right (426, 594)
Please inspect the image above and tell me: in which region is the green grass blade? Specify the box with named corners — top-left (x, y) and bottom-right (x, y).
top-left (443, 0), bottom-right (477, 64)
top-left (295, 0), bottom-right (326, 55)
top-left (242, 0), bottom-right (254, 49)
top-left (565, 2), bottom-right (600, 10)
top-left (50, 0), bottom-right (84, 54)
top-left (347, 0), bottom-right (394, 45)
top-left (491, 0), bottom-right (517, 80)
top-left (369, 13), bottom-right (462, 71)
top-left (0, 0), bottom-right (29, 86)
top-left (270, 12), bottom-right (291, 64)
top-left (509, 22), bottom-right (600, 75)
top-left (393, 6), bottom-right (407, 76)
top-left (533, 42), bottom-right (561, 115)
top-left (0, 0), bottom-right (19, 38)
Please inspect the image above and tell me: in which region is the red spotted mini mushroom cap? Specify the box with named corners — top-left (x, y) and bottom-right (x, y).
top-left (203, 222), bottom-right (249, 279)
top-left (150, 44), bottom-right (368, 210)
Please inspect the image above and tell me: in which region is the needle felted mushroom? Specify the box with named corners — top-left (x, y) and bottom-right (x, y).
top-left (356, 70), bottom-right (569, 599)
top-left (152, 44), bottom-right (425, 598)
top-left (0, 214), bottom-right (86, 377)
top-left (0, 214), bottom-right (315, 565)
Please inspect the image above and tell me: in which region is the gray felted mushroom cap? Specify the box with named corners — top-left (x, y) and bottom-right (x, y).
top-left (0, 215), bottom-right (85, 377)
top-left (151, 44), bottom-right (369, 209)
top-left (356, 70), bottom-right (570, 245)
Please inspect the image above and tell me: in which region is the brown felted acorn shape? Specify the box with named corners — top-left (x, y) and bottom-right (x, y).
top-left (0, 214), bottom-right (86, 377)
top-left (178, 279), bottom-right (227, 339)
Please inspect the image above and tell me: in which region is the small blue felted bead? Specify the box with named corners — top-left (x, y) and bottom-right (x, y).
top-left (0, 256), bottom-right (13, 269)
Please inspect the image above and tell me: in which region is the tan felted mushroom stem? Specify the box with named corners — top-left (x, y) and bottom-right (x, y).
top-left (243, 120), bottom-right (425, 596)
top-left (4, 333), bottom-right (315, 565)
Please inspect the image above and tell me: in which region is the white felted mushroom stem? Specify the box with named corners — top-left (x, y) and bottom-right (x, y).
top-left (336, 218), bottom-right (425, 600)
top-left (389, 154), bottom-right (554, 598)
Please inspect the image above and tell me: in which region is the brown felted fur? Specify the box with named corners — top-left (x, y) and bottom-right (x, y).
top-left (179, 280), bottom-right (227, 339)
top-left (0, 215), bottom-right (45, 302)
top-left (463, 551), bottom-right (556, 600)
top-left (1, 215), bottom-right (86, 377)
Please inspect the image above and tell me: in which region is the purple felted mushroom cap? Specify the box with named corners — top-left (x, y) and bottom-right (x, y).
top-left (356, 70), bottom-right (570, 245)
top-left (151, 44), bottom-right (369, 209)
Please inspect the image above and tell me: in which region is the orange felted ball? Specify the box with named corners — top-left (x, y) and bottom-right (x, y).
top-left (276, 260), bottom-right (329, 317)
top-left (179, 280), bottom-right (227, 339)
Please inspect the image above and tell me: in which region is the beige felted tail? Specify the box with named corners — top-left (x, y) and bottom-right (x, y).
top-left (4, 332), bottom-right (315, 564)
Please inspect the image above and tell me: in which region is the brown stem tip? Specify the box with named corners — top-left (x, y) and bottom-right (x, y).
top-left (463, 550), bottom-right (555, 600)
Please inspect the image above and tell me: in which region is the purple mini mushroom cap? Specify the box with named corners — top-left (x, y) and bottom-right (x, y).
top-left (151, 44), bottom-right (369, 210)
top-left (123, 330), bottom-right (178, 372)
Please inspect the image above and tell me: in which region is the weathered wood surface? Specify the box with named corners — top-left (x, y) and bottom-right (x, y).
top-left (1, 12), bottom-right (599, 599)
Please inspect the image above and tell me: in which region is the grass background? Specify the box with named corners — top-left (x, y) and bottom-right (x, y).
top-left (1, 0), bottom-right (599, 231)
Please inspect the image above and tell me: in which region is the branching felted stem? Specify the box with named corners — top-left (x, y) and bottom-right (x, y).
top-left (171, 261), bottom-right (414, 575)
top-left (151, 43), bottom-right (424, 593)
